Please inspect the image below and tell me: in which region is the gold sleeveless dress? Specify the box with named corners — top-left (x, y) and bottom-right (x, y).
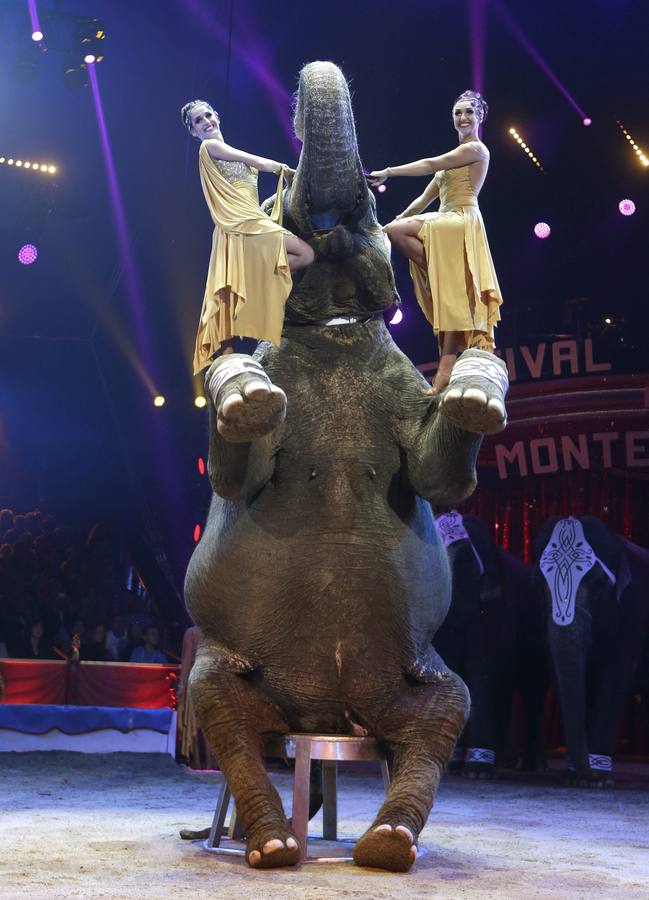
top-left (409, 165), bottom-right (503, 351)
top-left (193, 142), bottom-right (292, 374)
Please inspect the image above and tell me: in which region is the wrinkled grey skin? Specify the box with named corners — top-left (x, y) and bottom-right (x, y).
top-left (533, 516), bottom-right (649, 787)
top-left (185, 62), bottom-right (482, 871)
top-left (436, 514), bottom-right (547, 780)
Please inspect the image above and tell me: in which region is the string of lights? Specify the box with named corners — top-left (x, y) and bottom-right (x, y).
top-left (508, 128), bottom-right (544, 171)
top-left (616, 121), bottom-right (648, 168)
top-left (0, 156), bottom-right (57, 174)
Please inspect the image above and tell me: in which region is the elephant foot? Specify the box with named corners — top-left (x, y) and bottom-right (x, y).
top-left (463, 762), bottom-right (495, 780)
top-left (206, 353), bottom-right (286, 443)
top-left (353, 824), bottom-right (418, 873)
top-left (438, 349), bottom-right (508, 435)
top-left (563, 769), bottom-right (614, 789)
top-left (246, 827), bottom-right (301, 869)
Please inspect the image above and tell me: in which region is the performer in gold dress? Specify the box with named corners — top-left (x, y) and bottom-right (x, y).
top-left (181, 100), bottom-right (314, 375)
top-left (370, 91), bottom-right (503, 397)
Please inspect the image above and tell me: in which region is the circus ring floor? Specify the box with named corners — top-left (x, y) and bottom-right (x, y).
top-left (1, 752), bottom-right (648, 899)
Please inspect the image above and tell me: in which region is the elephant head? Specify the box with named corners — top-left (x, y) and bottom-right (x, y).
top-left (264, 61), bottom-right (398, 322)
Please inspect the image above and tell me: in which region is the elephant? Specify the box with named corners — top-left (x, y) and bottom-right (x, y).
top-left (435, 512), bottom-right (547, 779)
top-left (533, 515), bottom-right (649, 786)
top-left (184, 61), bottom-right (509, 872)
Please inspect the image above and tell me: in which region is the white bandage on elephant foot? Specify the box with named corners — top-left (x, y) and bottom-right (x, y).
top-left (439, 348), bottom-right (509, 435)
top-left (206, 353), bottom-right (287, 443)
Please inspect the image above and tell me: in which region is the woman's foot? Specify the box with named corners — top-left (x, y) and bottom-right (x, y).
top-left (423, 354), bottom-right (456, 395)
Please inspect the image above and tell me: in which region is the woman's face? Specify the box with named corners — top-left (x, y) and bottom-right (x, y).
top-left (189, 104), bottom-right (221, 141)
top-left (452, 100), bottom-right (479, 139)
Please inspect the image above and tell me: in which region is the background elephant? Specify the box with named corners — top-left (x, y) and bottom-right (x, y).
top-left (533, 515), bottom-right (649, 786)
top-left (183, 62), bottom-right (506, 872)
top-left (435, 512), bottom-right (547, 779)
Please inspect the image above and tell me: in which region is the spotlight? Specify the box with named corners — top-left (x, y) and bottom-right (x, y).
top-left (377, 184), bottom-right (387, 193)
top-left (48, 165), bottom-right (56, 174)
top-left (32, 31), bottom-right (43, 42)
top-left (604, 317), bottom-right (612, 325)
top-left (534, 222), bottom-right (551, 239)
top-left (194, 396), bottom-right (207, 408)
top-left (0, 157), bottom-right (4, 163)
top-left (77, 18), bottom-right (106, 65)
top-left (193, 524), bottom-right (202, 543)
top-left (619, 199), bottom-right (636, 216)
top-left (617, 122), bottom-right (648, 169)
top-left (18, 244), bottom-right (38, 265)
top-left (389, 308), bottom-right (403, 325)
top-left (153, 395), bottom-right (165, 407)
top-left (16, 160), bottom-right (23, 167)
top-left (197, 457), bottom-right (206, 476)
top-left (8, 159), bottom-right (14, 165)
top-left (84, 54), bottom-right (96, 65)
top-left (583, 117), bottom-right (591, 126)
top-left (508, 128), bottom-right (544, 171)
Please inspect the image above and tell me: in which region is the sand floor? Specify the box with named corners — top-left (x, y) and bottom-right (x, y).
top-left (1, 752), bottom-right (648, 899)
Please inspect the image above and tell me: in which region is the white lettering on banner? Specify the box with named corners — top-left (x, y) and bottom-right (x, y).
top-left (417, 338), bottom-right (612, 382)
top-left (495, 431), bottom-right (649, 479)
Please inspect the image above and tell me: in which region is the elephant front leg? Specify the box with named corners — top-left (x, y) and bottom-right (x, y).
top-left (352, 668), bottom-right (469, 872)
top-left (189, 645), bottom-right (300, 868)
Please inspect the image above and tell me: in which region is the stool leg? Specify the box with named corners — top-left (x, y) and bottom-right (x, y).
top-left (228, 804), bottom-right (244, 840)
top-left (291, 742), bottom-right (311, 858)
top-left (322, 760), bottom-right (337, 840)
top-left (206, 781), bottom-right (231, 849)
top-left (380, 759), bottom-right (391, 793)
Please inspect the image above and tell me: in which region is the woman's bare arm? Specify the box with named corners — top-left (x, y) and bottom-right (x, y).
top-left (205, 138), bottom-right (285, 174)
top-left (370, 142), bottom-right (486, 184)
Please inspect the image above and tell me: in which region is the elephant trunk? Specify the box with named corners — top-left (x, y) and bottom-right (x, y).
top-left (290, 61), bottom-right (367, 231)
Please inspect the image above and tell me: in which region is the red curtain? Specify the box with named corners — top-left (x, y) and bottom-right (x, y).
top-left (0, 660), bottom-right (179, 709)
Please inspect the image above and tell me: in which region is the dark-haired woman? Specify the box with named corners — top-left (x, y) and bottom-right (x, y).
top-left (181, 100), bottom-right (314, 375)
top-left (370, 91), bottom-right (504, 401)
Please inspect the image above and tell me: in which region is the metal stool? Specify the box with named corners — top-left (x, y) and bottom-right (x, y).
top-left (205, 733), bottom-right (391, 861)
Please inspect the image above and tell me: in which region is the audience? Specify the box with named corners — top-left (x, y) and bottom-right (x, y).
top-left (0, 507), bottom-right (174, 666)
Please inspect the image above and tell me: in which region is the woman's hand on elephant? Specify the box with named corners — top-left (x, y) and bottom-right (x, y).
top-left (368, 168), bottom-right (389, 186)
top-left (283, 166), bottom-right (296, 185)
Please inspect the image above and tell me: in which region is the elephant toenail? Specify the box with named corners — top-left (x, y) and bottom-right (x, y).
top-left (286, 837), bottom-right (298, 849)
top-left (249, 850), bottom-right (261, 865)
top-left (463, 388), bottom-right (487, 403)
top-left (444, 388), bottom-right (462, 401)
top-left (410, 846), bottom-right (417, 861)
top-left (262, 839), bottom-right (285, 854)
top-left (374, 824), bottom-right (392, 834)
top-left (222, 393), bottom-right (244, 416)
top-left (395, 825), bottom-right (414, 843)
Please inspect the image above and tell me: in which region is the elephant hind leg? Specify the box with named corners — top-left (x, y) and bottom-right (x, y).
top-left (189, 645), bottom-right (299, 868)
top-left (352, 667), bottom-right (470, 872)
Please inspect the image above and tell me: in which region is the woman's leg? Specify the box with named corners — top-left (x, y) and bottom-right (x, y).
top-left (385, 218), bottom-right (426, 269)
top-left (284, 235), bottom-right (314, 272)
top-left (426, 331), bottom-right (465, 395)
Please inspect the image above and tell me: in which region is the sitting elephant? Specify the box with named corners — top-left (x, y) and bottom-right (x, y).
top-left (184, 62), bottom-right (509, 872)
top-left (533, 515), bottom-right (649, 786)
top-left (435, 512), bottom-right (547, 779)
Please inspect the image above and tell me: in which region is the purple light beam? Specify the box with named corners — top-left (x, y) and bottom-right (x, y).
top-left (468, 0), bottom-right (487, 98)
top-left (88, 62), bottom-right (160, 387)
top-left (27, 0), bottom-right (42, 37)
top-left (492, 0), bottom-right (587, 120)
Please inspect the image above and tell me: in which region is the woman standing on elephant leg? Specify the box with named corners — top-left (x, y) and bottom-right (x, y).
top-left (181, 100), bottom-right (314, 441)
top-left (369, 91), bottom-right (507, 435)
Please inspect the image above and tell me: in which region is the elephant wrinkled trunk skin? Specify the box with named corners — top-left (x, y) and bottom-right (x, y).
top-left (185, 61), bottom-right (483, 872)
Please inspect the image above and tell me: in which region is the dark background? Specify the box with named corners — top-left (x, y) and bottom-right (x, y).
top-left (1, 0), bottom-right (647, 586)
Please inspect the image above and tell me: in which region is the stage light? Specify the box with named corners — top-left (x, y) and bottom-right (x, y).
top-left (534, 222), bottom-right (551, 239)
top-left (16, 160), bottom-right (23, 167)
top-left (48, 165), bottom-right (56, 174)
top-left (619, 199), bottom-right (636, 216)
top-left (197, 457), bottom-right (206, 476)
top-left (32, 31), bottom-right (43, 42)
top-left (389, 308), bottom-right (403, 325)
top-left (0, 157), bottom-right (5, 164)
top-left (8, 159), bottom-right (14, 165)
top-left (84, 54), bottom-right (96, 65)
top-left (617, 121), bottom-right (648, 168)
top-left (377, 184), bottom-right (387, 193)
top-left (194, 396), bottom-right (207, 408)
top-left (508, 128), bottom-right (544, 171)
top-left (604, 317), bottom-right (612, 325)
top-left (153, 395), bottom-right (165, 407)
top-left (193, 524), bottom-right (202, 543)
top-left (18, 244), bottom-right (38, 265)
top-left (583, 118), bottom-right (591, 127)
